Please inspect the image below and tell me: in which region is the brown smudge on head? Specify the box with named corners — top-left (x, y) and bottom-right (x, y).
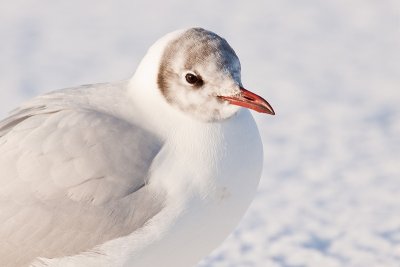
top-left (157, 28), bottom-right (238, 99)
top-left (156, 28), bottom-right (241, 121)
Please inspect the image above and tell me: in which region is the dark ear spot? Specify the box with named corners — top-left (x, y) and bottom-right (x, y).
top-left (157, 42), bottom-right (180, 99)
top-left (157, 59), bottom-right (169, 95)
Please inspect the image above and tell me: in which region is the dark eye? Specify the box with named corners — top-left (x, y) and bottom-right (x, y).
top-left (185, 73), bottom-right (199, 85)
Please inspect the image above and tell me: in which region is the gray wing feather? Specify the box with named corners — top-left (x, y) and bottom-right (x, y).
top-left (0, 98), bottom-right (163, 266)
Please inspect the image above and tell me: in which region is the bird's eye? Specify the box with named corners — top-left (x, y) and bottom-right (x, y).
top-left (185, 73), bottom-right (199, 85)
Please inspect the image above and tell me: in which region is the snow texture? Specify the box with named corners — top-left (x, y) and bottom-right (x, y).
top-left (0, 1), bottom-right (399, 266)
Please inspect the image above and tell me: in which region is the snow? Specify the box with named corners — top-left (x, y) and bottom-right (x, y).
top-left (1, 1), bottom-right (399, 266)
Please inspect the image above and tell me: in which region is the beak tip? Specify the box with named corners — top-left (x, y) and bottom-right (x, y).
top-left (262, 103), bottom-right (275, 116)
top-left (263, 109), bottom-right (275, 116)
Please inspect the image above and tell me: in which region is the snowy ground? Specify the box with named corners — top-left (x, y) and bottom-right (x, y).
top-left (1, 1), bottom-right (399, 266)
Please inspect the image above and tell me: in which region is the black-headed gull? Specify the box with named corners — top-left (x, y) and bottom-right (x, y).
top-left (0, 28), bottom-right (274, 267)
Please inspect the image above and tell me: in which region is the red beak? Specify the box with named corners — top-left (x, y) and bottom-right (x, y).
top-left (218, 87), bottom-right (275, 115)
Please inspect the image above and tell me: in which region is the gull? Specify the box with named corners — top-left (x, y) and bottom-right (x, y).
top-left (0, 28), bottom-right (274, 267)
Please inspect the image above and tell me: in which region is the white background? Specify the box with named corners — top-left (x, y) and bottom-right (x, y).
top-left (1, 1), bottom-right (399, 266)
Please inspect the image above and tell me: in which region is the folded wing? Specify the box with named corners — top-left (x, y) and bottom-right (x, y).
top-left (0, 99), bottom-right (163, 266)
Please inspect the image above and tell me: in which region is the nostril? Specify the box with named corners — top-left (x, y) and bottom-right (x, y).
top-left (243, 95), bottom-right (254, 101)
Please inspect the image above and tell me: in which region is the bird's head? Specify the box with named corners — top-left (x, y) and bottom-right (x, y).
top-left (131, 28), bottom-right (274, 122)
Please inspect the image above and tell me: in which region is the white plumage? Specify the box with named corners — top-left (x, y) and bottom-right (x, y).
top-left (0, 28), bottom-right (273, 267)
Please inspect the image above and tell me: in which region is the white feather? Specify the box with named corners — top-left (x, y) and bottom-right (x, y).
top-left (0, 28), bottom-right (265, 267)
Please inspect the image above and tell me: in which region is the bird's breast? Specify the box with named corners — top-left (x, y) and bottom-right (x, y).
top-left (135, 109), bottom-right (264, 266)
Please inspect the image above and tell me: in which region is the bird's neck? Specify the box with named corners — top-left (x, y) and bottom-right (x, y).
top-left (127, 82), bottom-right (186, 138)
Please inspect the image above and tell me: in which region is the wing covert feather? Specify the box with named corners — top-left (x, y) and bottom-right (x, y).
top-left (0, 101), bottom-right (164, 266)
